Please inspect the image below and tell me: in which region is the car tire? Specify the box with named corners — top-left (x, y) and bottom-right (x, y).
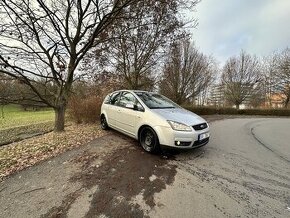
top-left (100, 114), bottom-right (109, 130)
top-left (139, 127), bottom-right (160, 153)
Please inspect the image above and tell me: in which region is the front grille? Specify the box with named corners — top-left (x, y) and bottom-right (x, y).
top-left (193, 138), bottom-right (209, 147)
top-left (192, 123), bottom-right (208, 131)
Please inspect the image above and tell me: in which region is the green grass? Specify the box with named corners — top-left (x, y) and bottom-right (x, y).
top-left (0, 104), bottom-right (54, 130)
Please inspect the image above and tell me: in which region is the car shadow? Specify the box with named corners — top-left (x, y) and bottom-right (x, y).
top-left (105, 128), bottom-right (207, 161)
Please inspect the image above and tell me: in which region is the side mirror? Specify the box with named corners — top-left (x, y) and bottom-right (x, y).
top-left (133, 104), bottom-right (138, 111)
top-left (125, 103), bottom-right (134, 109)
top-left (134, 103), bottom-right (145, 112)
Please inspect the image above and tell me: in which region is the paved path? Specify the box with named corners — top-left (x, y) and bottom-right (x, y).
top-left (0, 118), bottom-right (290, 217)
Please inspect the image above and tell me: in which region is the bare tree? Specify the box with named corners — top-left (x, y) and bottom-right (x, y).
top-left (159, 39), bottom-right (214, 105)
top-left (273, 48), bottom-right (290, 108)
top-left (90, 0), bottom-right (198, 90)
top-left (248, 82), bottom-right (265, 108)
top-left (0, 75), bottom-right (14, 118)
top-left (260, 54), bottom-right (278, 108)
top-left (221, 51), bottom-right (260, 109)
top-left (0, 0), bottom-right (136, 131)
top-left (0, 75), bottom-right (45, 115)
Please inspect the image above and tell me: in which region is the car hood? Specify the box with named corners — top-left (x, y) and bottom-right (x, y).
top-left (151, 108), bottom-right (206, 126)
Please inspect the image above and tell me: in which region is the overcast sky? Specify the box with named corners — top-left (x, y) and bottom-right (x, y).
top-left (192, 0), bottom-right (290, 65)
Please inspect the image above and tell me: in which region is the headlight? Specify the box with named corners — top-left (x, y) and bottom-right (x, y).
top-left (167, 120), bottom-right (192, 132)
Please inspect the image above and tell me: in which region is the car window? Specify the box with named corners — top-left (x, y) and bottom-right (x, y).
top-left (118, 92), bottom-right (136, 107)
top-left (104, 94), bottom-right (111, 104)
top-left (110, 92), bottom-right (121, 105)
top-left (136, 101), bottom-right (144, 111)
top-left (135, 92), bottom-right (178, 109)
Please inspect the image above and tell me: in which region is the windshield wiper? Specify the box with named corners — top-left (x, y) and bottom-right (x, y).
top-left (151, 106), bottom-right (175, 109)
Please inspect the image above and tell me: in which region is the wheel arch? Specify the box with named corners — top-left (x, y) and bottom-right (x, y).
top-left (138, 124), bottom-right (161, 153)
top-left (100, 112), bottom-right (108, 120)
top-left (137, 125), bottom-right (159, 141)
top-left (100, 112), bottom-right (109, 126)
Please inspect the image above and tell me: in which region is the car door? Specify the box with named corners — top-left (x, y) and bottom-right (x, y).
top-left (115, 92), bottom-right (143, 136)
top-left (105, 91), bottom-right (121, 127)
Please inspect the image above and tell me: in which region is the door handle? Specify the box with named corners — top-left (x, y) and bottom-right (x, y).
top-left (117, 109), bottom-right (121, 112)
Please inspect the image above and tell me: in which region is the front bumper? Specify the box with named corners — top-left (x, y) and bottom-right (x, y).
top-left (154, 126), bottom-right (210, 149)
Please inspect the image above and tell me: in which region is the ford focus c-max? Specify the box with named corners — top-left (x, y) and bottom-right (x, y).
top-left (100, 90), bottom-right (210, 153)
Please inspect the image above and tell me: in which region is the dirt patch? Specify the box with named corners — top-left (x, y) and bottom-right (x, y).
top-left (71, 150), bottom-right (99, 170)
top-left (42, 144), bottom-right (177, 218)
top-left (40, 189), bottom-right (83, 218)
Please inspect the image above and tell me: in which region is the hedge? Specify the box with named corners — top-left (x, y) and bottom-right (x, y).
top-left (183, 106), bottom-right (290, 116)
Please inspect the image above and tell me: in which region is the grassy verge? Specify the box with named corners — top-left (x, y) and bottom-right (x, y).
top-left (0, 104), bottom-right (107, 180)
top-left (0, 104), bottom-right (54, 130)
top-left (0, 105), bottom-right (55, 145)
top-left (0, 124), bottom-right (106, 180)
top-left (0, 121), bottom-right (54, 146)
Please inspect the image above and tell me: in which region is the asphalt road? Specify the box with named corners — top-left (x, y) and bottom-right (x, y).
top-left (0, 118), bottom-right (290, 218)
top-left (150, 118), bottom-right (290, 218)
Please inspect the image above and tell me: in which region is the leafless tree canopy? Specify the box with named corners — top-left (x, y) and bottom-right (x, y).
top-left (159, 39), bottom-right (214, 105)
top-left (0, 0), bottom-right (136, 131)
top-left (260, 55), bottom-right (277, 108)
top-left (81, 0), bottom-right (199, 91)
top-left (0, 75), bottom-right (13, 118)
top-left (222, 51), bottom-right (260, 109)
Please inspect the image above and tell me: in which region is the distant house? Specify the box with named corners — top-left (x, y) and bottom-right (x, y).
top-left (265, 93), bottom-right (285, 108)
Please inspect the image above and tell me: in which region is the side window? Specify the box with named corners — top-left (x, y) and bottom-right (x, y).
top-left (136, 102), bottom-right (144, 111)
top-left (118, 92), bottom-right (136, 107)
top-left (104, 94), bottom-right (110, 104)
top-left (110, 92), bottom-right (121, 105)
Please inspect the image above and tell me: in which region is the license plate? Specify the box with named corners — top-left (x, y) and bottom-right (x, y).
top-left (199, 132), bottom-right (210, 141)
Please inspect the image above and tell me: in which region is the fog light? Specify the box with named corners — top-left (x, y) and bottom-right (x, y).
top-left (175, 141), bottom-right (192, 146)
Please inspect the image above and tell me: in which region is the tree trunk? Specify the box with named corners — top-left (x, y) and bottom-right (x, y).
top-left (54, 105), bottom-right (66, 132)
top-left (284, 95), bottom-right (290, 108)
top-left (1, 105), bottom-right (4, 119)
top-left (235, 104), bottom-right (240, 109)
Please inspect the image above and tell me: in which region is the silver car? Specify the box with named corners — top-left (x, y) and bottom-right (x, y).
top-left (100, 90), bottom-right (210, 153)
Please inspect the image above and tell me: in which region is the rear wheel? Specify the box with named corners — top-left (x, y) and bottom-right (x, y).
top-left (100, 115), bottom-right (109, 130)
top-left (139, 127), bottom-right (160, 153)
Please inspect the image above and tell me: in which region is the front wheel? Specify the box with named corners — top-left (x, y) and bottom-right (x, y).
top-left (100, 115), bottom-right (109, 130)
top-left (139, 127), bottom-right (160, 153)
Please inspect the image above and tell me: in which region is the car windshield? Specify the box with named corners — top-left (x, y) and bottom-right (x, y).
top-left (135, 92), bottom-right (178, 109)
